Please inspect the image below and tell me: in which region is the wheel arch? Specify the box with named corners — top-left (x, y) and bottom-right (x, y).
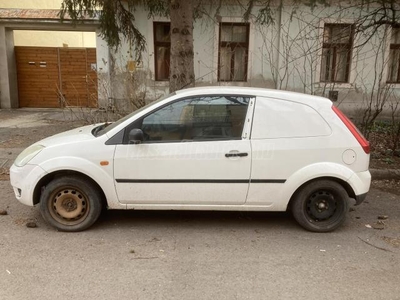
top-left (287, 176), bottom-right (356, 211)
top-left (33, 170), bottom-right (107, 208)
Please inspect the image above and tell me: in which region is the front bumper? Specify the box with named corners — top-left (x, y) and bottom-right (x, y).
top-left (10, 164), bottom-right (47, 206)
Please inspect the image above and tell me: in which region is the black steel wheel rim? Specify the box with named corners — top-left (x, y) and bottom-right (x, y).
top-left (306, 190), bottom-right (338, 222)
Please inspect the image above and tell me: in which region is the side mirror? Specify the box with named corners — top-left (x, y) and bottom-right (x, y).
top-left (128, 128), bottom-right (144, 144)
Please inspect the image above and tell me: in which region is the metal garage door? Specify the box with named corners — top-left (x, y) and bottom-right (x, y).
top-left (15, 46), bottom-right (98, 108)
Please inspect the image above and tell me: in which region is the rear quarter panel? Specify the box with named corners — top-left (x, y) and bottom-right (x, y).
top-left (247, 96), bottom-right (369, 210)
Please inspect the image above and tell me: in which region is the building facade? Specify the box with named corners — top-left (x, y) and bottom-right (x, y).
top-left (106, 2), bottom-right (399, 117)
top-left (1, 1), bottom-right (399, 117)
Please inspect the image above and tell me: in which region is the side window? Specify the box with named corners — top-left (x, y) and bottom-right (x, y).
top-left (141, 96), bottom-right (249, 142)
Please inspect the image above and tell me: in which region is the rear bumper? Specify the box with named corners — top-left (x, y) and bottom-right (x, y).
top-left (355, 193), bottom-right (368, 205)
top-left (347, 170), bottom-right (371, 205)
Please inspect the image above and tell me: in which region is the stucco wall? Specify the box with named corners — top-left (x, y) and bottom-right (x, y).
top-left (13, 30), bottom-right (96, 47)
top-left (1, 0), bottom-right (96, 47)
top-left (104, 3), bottom-right (399, 117)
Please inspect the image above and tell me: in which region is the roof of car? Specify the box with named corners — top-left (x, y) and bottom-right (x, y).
top-left (175, 86), bottom-right (331, 105)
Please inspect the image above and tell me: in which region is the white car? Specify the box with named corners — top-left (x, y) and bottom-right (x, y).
top-left (10, 87), bottom-right (371, 232)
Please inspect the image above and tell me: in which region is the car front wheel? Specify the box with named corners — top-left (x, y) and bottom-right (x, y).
top-left (39, 176), bottom-right (102, 232)
top-left (291, 180), bottom-right (349, 232)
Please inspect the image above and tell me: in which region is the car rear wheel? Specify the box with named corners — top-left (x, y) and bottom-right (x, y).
top-left (291, 180), bottom-right (349, 232)
top-left (39, 176), bottom-right (102, 232)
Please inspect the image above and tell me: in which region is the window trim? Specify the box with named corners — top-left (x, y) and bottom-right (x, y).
top-left (218, 22), bottom-right (250, 82)
top-left (153, 21), bottom-right (171, 82)
top-left (320, 23), bottom-right (354, 84)
top-left (122, 94), bottom-right (254, 144)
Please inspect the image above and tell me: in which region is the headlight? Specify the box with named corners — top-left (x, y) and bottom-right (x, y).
top-left (14, 145), bottom-right (45, 167)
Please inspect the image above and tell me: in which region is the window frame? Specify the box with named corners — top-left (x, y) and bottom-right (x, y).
top-left (320, 23), bottom-right (354, 83)
top-left (387, 25), bottom-right (400, 84)
top-left (153, 21), bottom-right (171, 82)
top-left (218, 22), bottom-right (250, 82)
top-left (122, 94), bottom-right (253, 144)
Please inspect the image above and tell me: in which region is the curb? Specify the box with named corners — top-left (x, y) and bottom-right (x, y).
top-left (370, 169), bottom-right (400, 180)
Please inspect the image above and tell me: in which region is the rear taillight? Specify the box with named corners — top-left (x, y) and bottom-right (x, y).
top-left (332, 105), bottom-right (370, 154)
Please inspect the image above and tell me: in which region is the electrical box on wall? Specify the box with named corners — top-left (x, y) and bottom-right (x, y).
top-left (127, 61), bottom-right (136, 72)
top-left (127, 60), bottom-right (143, 73)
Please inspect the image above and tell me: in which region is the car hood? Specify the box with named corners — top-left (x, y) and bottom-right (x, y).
top-left (36, 124), bottom-right (100, 147)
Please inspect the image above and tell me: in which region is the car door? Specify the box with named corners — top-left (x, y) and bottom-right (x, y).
top-left (113, 95), bottom-right (254, 205)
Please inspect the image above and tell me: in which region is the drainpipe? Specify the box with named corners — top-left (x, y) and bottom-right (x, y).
top-left (275, 0), bottom-right (283, 89)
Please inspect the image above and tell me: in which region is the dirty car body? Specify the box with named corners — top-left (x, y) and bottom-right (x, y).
top-left (10, 87), bottom-right (371, 232)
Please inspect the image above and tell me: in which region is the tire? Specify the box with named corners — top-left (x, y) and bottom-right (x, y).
top-left (291, 180), bottom-right (349, 232)
top-left (39, 176), bottom-right (103, 232)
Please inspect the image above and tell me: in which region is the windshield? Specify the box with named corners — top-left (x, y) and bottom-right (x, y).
top-left (95, 93), bottom-right (175, 137)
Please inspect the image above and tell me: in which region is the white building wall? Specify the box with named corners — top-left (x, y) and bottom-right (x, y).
top-left (101, 2), bottom-right (399, 116)
top-left (260, 3), bottom-right (397, 116)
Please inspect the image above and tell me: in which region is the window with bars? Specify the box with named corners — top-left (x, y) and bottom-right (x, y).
top-left (320, 24), bottom-right (353, 83)
top-left (387, 26), bottom-right (400, 83)
top-left (218, 23), bottom-right (249, 82)
top-left (154, 22), bottom-right (170, 81)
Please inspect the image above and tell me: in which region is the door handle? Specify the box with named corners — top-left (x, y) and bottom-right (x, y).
top-left (225, 152), bottom-right (248, 158)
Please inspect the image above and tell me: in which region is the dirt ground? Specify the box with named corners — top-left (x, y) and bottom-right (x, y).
top-left (364, 129), bottom-right (400, 194)
top-left (369, 129), bottom-right (400, 170)
top-left (0, 109), bottom-right (85, 146)
top-left (0, 109), bottom-right (85, 180)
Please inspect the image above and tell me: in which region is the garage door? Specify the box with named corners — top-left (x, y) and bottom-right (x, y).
top-left (15, 46), bottom-right (98, 108)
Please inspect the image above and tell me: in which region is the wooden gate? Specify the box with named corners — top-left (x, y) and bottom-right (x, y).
top-left (15, 46), bottom-right (98, 108)
top-left (15, 47), bottom-right (59, 108)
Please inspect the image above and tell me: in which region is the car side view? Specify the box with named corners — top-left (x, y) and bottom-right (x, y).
top-left (10, 87), bottom-right (371, 232)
